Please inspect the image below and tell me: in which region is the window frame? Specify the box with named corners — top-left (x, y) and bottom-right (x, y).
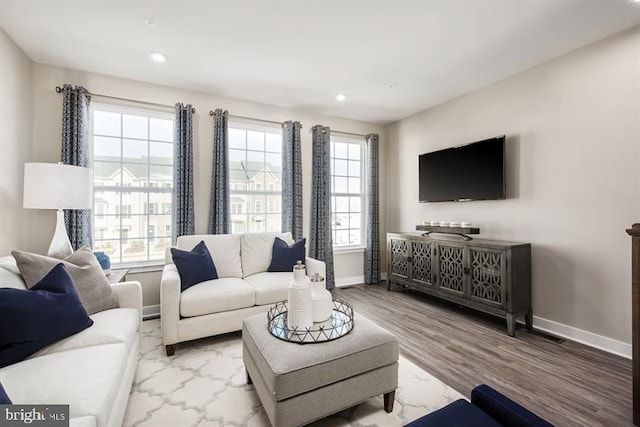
top-left (227, 119), bottom-right (283, 235)
top-left (90, 102), bottom-right (175, 269)
top-left (330, 135), bottom-right (367, 251)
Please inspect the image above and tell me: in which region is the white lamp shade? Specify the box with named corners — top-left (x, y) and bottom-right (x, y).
top-left (23, 163), bottom-right (93, 210)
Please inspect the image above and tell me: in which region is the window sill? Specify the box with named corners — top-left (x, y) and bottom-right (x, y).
top-left (113, 262), bottom-right (165, 274)
top-left (333, 246), bottom-right (366, 255)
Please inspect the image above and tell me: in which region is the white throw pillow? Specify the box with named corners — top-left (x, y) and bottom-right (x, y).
top-left (241, 232), bottom-right (293, 277)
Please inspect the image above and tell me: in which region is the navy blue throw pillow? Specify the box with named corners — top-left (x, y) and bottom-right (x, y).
top-left (0, 382), bottom-right (11, 404)
top-left (171, 241), bottom-right (218, 292)
top-left (0, 263), bottom-right (94, 369)
top-left (267, 237), bottom-right (306, 272)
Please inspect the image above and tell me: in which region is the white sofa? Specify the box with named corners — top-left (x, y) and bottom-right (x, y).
top-left (161, 232), bottom-right (326, 356)
top-left (0, 256), bottom-right (142, 427)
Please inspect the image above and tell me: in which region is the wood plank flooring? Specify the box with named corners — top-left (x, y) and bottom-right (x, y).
top-left (333, 283), bottom-right (633, 427)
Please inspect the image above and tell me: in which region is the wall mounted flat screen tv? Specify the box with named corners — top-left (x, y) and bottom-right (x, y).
top-left (419, 135), bottom-right (505, 202)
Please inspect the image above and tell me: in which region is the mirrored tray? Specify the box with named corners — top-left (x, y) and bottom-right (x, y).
top-left (267, 299), bottom-right (354, 344)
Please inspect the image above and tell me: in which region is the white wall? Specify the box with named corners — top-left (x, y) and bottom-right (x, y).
top-left (0, 28), bottom-right (34, 254)
top-left (22, 63), bottom-right (386, 307)
top-left (386, 27), bottom-right (640, 353)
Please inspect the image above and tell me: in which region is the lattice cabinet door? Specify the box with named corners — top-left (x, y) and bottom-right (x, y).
top-left (436, 242), bottom-right (465, 295)
top-left (468, 246), bottom-right (507, 308)
top-left (388, 237), bottom-right (411, 281)
top-left (411, 239), bottom-right (434, 287)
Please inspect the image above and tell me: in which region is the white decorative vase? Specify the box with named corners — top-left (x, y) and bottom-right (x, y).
top-left (310, 273), bottom-right (333, 322)
top-left (287, 261), bottom-right (313, 331)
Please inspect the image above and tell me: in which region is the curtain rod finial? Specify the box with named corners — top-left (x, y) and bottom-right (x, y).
top-left (209, 110), bottom-right (214, 116)
top-left (55, 86), bottom-right (63, 93)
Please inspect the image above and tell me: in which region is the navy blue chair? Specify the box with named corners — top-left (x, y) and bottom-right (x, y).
top-left (405, 384), bottom-right (554, 427)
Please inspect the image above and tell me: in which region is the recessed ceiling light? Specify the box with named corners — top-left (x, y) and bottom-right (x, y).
top-left (150, 52), bottom-right (167, 63)
top-left (336, 94), bottom-right (346, 102)
top-left (144, 18), bottom-right (157, 28)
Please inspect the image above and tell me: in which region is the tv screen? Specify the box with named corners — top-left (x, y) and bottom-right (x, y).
top-left (419, 136), bottom-right (505, 202)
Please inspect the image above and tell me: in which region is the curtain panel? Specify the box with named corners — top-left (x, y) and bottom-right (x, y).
top-left (364, 133), bottom-right (381, 284)
top-left (173, 103), bottom-right (195, 241)
top-left (208, 109), bottom-right (230, 234)
top-left (281, 121), bottom-right (303, 240)
top-left (60, 84), bottom-right (93, 250)
top-left (310, 125), bottom-right (335, 289)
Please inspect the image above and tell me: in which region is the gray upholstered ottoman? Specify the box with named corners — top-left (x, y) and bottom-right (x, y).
top-left (242, 312), bottom-right (399, 427)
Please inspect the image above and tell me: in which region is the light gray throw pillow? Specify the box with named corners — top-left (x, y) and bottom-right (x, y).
top-left (12, 247), bottom-right (119, 315)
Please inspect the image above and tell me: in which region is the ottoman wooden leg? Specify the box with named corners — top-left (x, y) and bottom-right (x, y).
top-left (247, 370), bottom-right (253, 385)
top-left (384, 390), bottom-right (396, 413)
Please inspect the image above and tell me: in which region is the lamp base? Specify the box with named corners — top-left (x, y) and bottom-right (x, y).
top-left (48, 209), bottom-right (73, 259)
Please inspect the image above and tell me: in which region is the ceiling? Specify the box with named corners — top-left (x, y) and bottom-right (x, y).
top-left (1, 1), bottom-right (640, 125)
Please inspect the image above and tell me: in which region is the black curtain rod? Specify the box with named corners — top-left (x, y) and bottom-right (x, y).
top-left (55, 86), bottom-right (196, 113)
top-left (208, 110), bottom-right (288, 127)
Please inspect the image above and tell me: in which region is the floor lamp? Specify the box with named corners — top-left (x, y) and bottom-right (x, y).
top-left (23, 162), bottom-right (93, 259)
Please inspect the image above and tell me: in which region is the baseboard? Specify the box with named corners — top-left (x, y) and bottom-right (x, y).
top-left (143, 304), bottom-right (160, 320)
top-left (335, 272), bottom-right (388, 288)
top-left (532, 315), bottom-right (631, 359)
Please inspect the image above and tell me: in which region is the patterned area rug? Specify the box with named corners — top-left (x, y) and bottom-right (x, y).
top-left (123, 318), bottom-right (463, 427)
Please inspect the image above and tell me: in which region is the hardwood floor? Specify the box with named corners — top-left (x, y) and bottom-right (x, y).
top-left (333, 283), bottom-right (633, 427)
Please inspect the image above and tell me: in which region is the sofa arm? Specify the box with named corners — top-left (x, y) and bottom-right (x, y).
top-left (471, 384), bottom-right (554, 427)
top-left (160, 263), bottom-right (181, 346)
top-left (111, 280), bottom-right (142, 312)
top-left (305, 257), bottom-right (326, 280)
top-left (111, 280), bottom-right (143, 339)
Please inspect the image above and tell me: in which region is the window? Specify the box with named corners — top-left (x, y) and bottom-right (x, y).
top-left (228, 121), bottom-right (282, 233)
top-left (91, 103), bottom-right (174, 265)
top-left (331, 136), bottom-right (365, 248)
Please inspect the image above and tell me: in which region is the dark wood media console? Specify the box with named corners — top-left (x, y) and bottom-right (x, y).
top-left (387, 232), bottom-right (532, 336)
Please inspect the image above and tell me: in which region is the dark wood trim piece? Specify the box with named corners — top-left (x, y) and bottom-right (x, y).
top-left (627, 223), bottom-right (640, 426)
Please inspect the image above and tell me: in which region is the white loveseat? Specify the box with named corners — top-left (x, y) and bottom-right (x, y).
top-left (0, 256), bottom-right (142, 427)
top-left (161, 232), bottom-right (326, 356)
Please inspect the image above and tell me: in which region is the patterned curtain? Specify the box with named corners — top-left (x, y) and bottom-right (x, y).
top-left (310, 125), bottom-right (335, 290)
top-left (173, 104), bottom-right (195, 241)
top-left (281, 121), bottom-right (303, 240)
top-left (61, 84), bottom-right (92, 250)
top-left (208, 109), bottom-right (230, 234)
top-left (364, 133), bottom-right (380, 284)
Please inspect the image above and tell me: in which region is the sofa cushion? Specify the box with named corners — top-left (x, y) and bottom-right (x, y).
top-left (0, 343), bottom-right (128, 426)
top-left (0, 381), bottom-right (11, 404)
top-left (243, 272), bottom-right (292, 305)
top-left (0, 263), bottom-right (94, 369)
top-left (177, 234), bottom-right (243, 278)
top-left (404, 399), bottom-right (502, 427)
top-left (0, 256), bottom-right (25, 290)
top-left (29, 308), bottom-right (139, 359)
top-left (180, 278), bottom-right (255, 317)
top-left (12, 247), bottom-right (119, 315)
top-left (171, 241), bottom-right (218, 291)
top-left (267, 237), bottom-right (306, 272)
top-left (241, 232), bottom-right (293, 277)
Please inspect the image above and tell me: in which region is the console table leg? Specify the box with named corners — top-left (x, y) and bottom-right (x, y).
top-left (525, 308), bottom-right (533, 330)
top-left (384, 390), bottom-right (396, 413)
top-left (506, 314), bottom-right (516, 337)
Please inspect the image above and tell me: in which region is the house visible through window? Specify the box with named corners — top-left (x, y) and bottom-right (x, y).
top-left (331, 136), bottom-right (365, 248)
top-left (228, 121), bottom-right (282, 234)
top-left (91, 102), bottom-right (175, 265)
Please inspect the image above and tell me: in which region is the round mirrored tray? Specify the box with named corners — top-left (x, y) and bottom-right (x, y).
top-left (267, 299), bottom-right (354, 344)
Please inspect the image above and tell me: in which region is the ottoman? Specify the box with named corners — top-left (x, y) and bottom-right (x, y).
top-left (242, 313), bottom-right (399, 427)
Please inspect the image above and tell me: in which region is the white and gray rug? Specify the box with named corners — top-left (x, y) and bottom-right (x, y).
top-left (123, 318), bottom-right (463, 427)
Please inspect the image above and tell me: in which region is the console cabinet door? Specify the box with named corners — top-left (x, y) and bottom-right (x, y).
top-left (410, 239), bottom-right (435, 287)
top-left (468, 246), bottom-right (507, 309)
top-left (388, 236), bottom-right (411, 281)
top-left (435, 242), bottom-right (465, 296)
